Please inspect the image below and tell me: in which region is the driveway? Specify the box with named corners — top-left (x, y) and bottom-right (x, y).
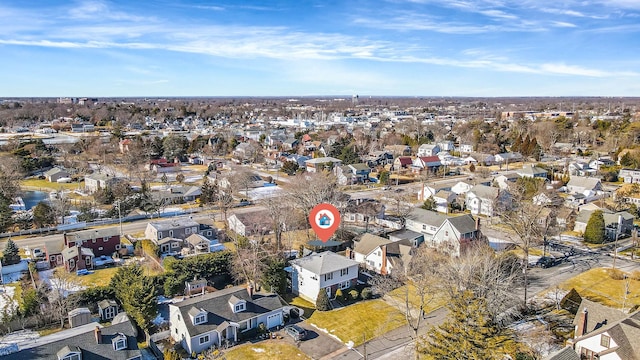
top-left (274, 320), bottom-right (345, 360)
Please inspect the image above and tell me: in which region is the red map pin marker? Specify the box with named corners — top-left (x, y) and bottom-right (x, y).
top-left (309, 203), bottom-right (341, 242)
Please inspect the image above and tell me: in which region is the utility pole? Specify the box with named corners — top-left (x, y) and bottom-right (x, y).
top-left (116, 200), bottom-right (123, 236)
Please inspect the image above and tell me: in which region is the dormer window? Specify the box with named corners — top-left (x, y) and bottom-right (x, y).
top-left (112, 334), bottom-right (127, 351)
top-left (229, 295), bottom-right (247, 313)
top-left (57, 346), bottom-right (81, 360)
top-left (188, 307), bottom-right (208, 325)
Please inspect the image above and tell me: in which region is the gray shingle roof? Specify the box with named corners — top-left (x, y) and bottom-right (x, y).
top-left (573, 299), bottom-right (627, 334)
top-left (542, 346), bottom-right (580, 360)
top-left (66, 227), bottom-right (119, 241)
top-left (148, 218), bottom-right (200, 231)
top-left (446, 215), bottom-right (478, 234)
top-left (171, 286), bottom-right (287, 338)
top-left (468, 184), bottom-right (500, 199)
top-left (3, 317), bottom-right (140, 360)
top-left (290, 251), bottom-right (359, 275)
top-left (407, 208), bottom-right (447, 227)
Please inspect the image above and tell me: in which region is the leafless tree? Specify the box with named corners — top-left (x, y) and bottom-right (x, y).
top-left (46, 270), bottom-right (81, 329)
top-left (0, 155), bottom-right (23, 199)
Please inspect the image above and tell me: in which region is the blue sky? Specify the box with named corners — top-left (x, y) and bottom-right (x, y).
top-left (1, 0), bottom-right (639, 97)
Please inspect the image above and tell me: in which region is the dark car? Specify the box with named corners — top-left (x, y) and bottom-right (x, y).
top-left (536, 256), bottom-right (563, 268)
top-left (284, 324), bottom-right (307, 341)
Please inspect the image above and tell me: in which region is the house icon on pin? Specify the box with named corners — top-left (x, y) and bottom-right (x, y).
top-left (318, 212), bottom-right (331, 226)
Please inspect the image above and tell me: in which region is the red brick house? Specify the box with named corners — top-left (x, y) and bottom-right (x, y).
top-left (64, 227), bottom-right (121, 257)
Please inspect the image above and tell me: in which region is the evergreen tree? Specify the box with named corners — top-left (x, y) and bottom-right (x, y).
top-left (421, 291), bottom-right (509, 360)
top-left (0, 194), bottom-right (13, 233)
top-left (2, 239), bottom-right (21, 265)
top-left (511, 134), bottom-right (522, 153)
top-left (33, 202), bottom-right (55, 228)
top-left (110, 265), bottom-right (157, 335)
top-left (421, 197), bottom-right (437, 211)
top-left (261, 258), bottom-right (287, 294)
top-left (316, 289), bottom-right (331, 311)
top-left (584, 210), bottom-right (606, 244)
top-left (200, 177), bottom-right (218, 205)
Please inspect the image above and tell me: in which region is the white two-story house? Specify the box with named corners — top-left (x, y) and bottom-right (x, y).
top-left (169, 285), bottom-right (290, 354)
top-left (289, 252), bottom-right (359, 303)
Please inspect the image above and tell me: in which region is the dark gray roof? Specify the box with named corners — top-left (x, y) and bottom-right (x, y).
top-left (542, 346), bottom-right (580, 360)
top-left (44, 239), bottom-right (65, 254)
top-left (171, 286), bottom-right (287, 338)
top-left (388, 229), bottom-right (423, 241)
top-left (66, 227), bottom-right (119, 241)
top-left (3, 317), bottom-right (140, 360)
top-left (98, 299), bottom-right (117, 310)
top-left (407, 208), bottom-right (447, 227)
top-left (446, 215), bottom-right (478, 234)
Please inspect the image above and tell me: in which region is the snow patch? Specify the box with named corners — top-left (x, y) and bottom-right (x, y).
top-left (0, 286), bottom-right (17, 320)
top-left (252, 348), bottom-right (265, 353)
top-left (308, 323), bottom-right (344, 343)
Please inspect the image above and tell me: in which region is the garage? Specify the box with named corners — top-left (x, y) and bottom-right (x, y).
top-left (266, 313), bottom-right (282, 329)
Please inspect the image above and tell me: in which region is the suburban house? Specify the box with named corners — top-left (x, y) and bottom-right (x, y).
top-left (84, 173), bottom-right (122, 193)
top-left (145, 219), bottom-right (201, 241)
top-left (411, 156), bottom-right (441, 173)
top-left (494, 172), bottom-right (520, 189)
top-left (98, 299), bottom-right (119, 321)
top-left (459, 144), bottom-right (474, 154)
top-left (429, 215), bottom-right (482, 256)
top-left (350, 233), bottom-right (413, 276)
top-left (405, 208), bottom-right (448, 242)
top-left (334, 163), bottom-right (371, 185)
top-left (44, 239), bottom-right (65, 268)
top-left (153, 237), bottom-right (183, 256)
top-left (417, 179), bottom-right (458, 201)
top-left (44, 167), bottom-right (70, 182)
top-left (567, 298), bottom-right (640, 359)
top-left (64, 227), bottom-right (121, 257)
top-left (304, 157), bottom-right (343, 173)
top-left (227, 211), bottom-right (272, 237)
top-left (417, 144), bottom-right (441, 157)
top-left (185, 234), bottom-right (226, 254)
top-left (343, 199), bottom-right (385, 226)
top-left (393, 156), bottom-right (413, 170)
top-left (619, 168), bottom-right (640, 184)
top-left (466, 184), bottom-right (508, 217)
top-left (289, 252), bottom-right (359, 303)
top-left (169, 285), bottom-right (290, 354)
top-left (566, 177), bottom-right (603, 196)
top-left (146, 158), bottom-right (180, 173)
top-left (573, 209), bottom-right (634, 239)
top-left (1, 314), bottom-right (141, 360)
top-left (62, 246), bottom-right (94, 273)
top-left (152, 186), bottom-right (203, 204)
top-left (568, 162), bottom-right (597, 177)
top-left (364, 150), bottom-right (394, 166)
top-left (494, 152), bottom-right (523, 164)
top-left (432, 190), bottom-right (458, 213)
top-left (515, 165), bottom-right (548, 179)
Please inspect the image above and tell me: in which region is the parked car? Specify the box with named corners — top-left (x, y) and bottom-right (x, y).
top-left (284, 324), bottom-right (307, 341)
top-left (536, 256), bottom-right (563, 268)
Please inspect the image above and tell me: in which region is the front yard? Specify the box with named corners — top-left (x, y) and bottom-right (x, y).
top-left (387, 283), bottom-right (447, 314)
top-left (306, 299), bottom-right (405, 346)
top-left (558, 267), bottom-right (640, 309)
top-left (222, 342), bottom-right (310, 360)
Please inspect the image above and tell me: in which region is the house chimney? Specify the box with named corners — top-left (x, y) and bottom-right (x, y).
top-left (475, 217), bottom-right (481, 231)
top-left (95, 326), bottom-right (102, 344)
top-left (576, 308), bottom-right (588, 337)
top-left (381, 245), bottom-right (387, 275)
top-left (247, 283), bottom-right (254, 299)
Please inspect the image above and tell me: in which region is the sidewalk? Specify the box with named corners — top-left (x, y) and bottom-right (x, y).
top-left (327, 307), bottom-right (448, 360)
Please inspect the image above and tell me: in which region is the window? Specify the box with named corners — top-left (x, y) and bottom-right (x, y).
top-left (98, 247), bottom-right (103, 251)
top-left (193, 227), bottom-right (198, 233)
top-left (186, 227), bottom-right (191, 234)
top-left (69, 242), bottom-right (75, 247)
top-left (240, 321), bottom-right (248, 331)
top-left (169, 230), bottom-right (174, 237)
top-left (235, 303), bottom-right (245, 312)
top-left (61, 354), bottom-right (81, 360)
top-left (69, 259), bottom-right (75, 270)
top-left (92, 239), bottom-right (96, 243)
top-left (112, 337), bottom-right (127, 350)
top-left (324, 272), bottom-right (333, 281)
top-left (340, 281), bottom-right (350, 290)
top-left (194, 314), bottom-right (206, 324)
top-left (158, 232), bottom-right (163, 239)
top-left (103, 237), bottom-right (108, 242)
top-left (340, 268), bottom-right (349, 276)
top-left (422, 225), bottom-right (426, 230)
top-left (580, 348), bottom-right (595, 360)
top-left (56, 255), bottom-right (63, 263)
top-left (199, 335), bottom-right (210, 345)
top-left (85, 257), bottom-right (91, 266)
top-left (600, 334), bottom-right (610, 348)
top-left (445, 231), bottom-right (449, 236)
top-left (172, 242), bottom-right (180, 248)
top-left (115, 244), bottom-right (121, 250)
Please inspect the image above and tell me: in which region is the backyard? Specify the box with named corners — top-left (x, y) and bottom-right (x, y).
top-left (306, 299), bottom-right (406, 346)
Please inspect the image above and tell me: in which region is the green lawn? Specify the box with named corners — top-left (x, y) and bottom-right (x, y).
top-left (388, 283), bottom-right (446, 314)
top-left (21, 178), bottom-right (81, 191)
top-left (558, 267), bottom-right (640, 309)
top-left (222, 342), bottom-right (310, 360)
top-left (306, 299), bottom-right (405, 346)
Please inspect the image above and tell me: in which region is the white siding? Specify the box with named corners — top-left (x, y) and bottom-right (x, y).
top-left (574, 332), bottom-right (621, 360)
